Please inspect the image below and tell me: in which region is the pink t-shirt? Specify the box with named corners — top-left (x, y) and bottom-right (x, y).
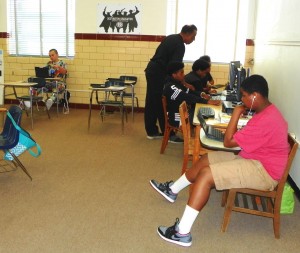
top-left (234, 104), bottom-right (289, 180)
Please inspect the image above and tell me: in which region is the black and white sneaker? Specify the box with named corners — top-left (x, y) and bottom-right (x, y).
top-left (168, 135), bottom-right (184, 144)
top-left (147, 133), bottom-right (163, 140)
top-left (150, 179), bottom-right (177, 203)
top-left (157, 218), bottom-right (192, 247)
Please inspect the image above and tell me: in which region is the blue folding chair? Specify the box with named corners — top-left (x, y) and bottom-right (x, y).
top-left (0, 105), bottom-right (32, 180)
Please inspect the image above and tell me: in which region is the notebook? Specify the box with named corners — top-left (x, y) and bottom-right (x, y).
top-left (35, 67), bottom-right (50, 78)
top-left (197, 110), bottom-right (224, 142)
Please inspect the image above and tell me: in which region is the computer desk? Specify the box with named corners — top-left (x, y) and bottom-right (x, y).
top-left (193, 102), bottom-right (241, 163)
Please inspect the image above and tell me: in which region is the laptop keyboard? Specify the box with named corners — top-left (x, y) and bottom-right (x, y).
top-left (199, 107), bottom-right (215, 118)
top-left (209, 127), bottom-right (224, 141)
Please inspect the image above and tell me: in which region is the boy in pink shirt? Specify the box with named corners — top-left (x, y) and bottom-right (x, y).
top-left (150, 75), bottom-right (289, 247)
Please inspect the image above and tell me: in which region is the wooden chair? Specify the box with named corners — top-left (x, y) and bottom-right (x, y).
top-left (160, 96), bottom-right (182, 154)
top-left (221, 134), bottom-right (298, 238)
top-left (179, 101), bottom-right (209, 174)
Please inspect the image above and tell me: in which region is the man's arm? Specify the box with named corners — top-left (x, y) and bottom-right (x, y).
top-left (223, 105), bottom-right (246, 147)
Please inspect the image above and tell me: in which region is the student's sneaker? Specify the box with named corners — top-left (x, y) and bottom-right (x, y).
top-left (157, 218), bottom-right (192, 247)
top-left (147, 133), bottom-right (163, 140)
top-left (46, 99), bottom-right (54, 110)
top-left (168, 135), bottom-right (184, 144)
top-left (149, 179), bottom-right (177, 203)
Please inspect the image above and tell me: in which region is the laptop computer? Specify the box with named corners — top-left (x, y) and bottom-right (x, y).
top-left (35, 67), bottom-right (50, 78)
top-left (197, 109), bottom-right (225, 142)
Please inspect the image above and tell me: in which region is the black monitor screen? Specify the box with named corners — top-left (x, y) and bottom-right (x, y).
top-left (236, 67), bottom-right (247, 102)
top-left (228, 61), bottom-right (240, 90)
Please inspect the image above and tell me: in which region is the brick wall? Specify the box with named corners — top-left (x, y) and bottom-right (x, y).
top-left (1, 36), bottom-right (252, 107)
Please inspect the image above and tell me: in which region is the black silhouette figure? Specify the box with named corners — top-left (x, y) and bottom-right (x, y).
top-left (99, 7), bottom-right (112, 33)
top-left (122, 11), bottom-right (129, 33)
top-left (111, 8), bottom-right (125, 33)
top-left (128, 6), bottom-right (140, 33)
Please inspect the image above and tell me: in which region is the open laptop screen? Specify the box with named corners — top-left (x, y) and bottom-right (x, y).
top-left (35, 67), bottom-right (50, 78)
top-left (197, 110), bottom-right (208, 133)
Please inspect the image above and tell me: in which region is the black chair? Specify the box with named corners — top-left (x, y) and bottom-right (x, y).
top-left (0, 105), bottom-right (32, 180)
top-left (112, 76), bottom-right (138, 119)
top-left (14, 80), bottom-right (51, 120)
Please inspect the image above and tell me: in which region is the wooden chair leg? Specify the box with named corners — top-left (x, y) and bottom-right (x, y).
top-left (221, 190), bottom-right (229, 207)
top-left (181, 154), bottom-right (189, 174)
top-left (273, 207), bottom-right (280, 239)
top-left (221, 190), bottom-right (236, 232)
top-left (160, 127), bottom-right (171, 154)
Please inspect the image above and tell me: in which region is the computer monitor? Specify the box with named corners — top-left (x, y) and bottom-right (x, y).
top-left (246, 67), bottom-right (250, 77)
top-left (228, 61), bottom-right (241, 90)
top-left (236, 67), bottom-right (247, 102)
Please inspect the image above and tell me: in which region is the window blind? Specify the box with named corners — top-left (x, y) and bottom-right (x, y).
top-left (8, 0), bottom-right (75, 57)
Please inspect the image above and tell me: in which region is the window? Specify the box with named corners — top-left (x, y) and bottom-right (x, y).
top-left (7, 0), bottom-right (75, 57)
top-left (167, 0), bottom-right (251, 63)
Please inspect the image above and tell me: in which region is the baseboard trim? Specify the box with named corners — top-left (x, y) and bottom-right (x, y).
top-left (4, 99), bottom-right (145, 113)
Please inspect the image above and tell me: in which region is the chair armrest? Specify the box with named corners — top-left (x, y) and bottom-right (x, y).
top-left (0, 108), bottom-right (7, 112)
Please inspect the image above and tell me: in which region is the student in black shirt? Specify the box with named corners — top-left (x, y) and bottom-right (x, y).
top-left (184, 59), bottom-right (218, 100)
top-left (184, 59), bottom-right (210, 93)
top-left (199, 55), bottom-right (215, 88)
top-left (144, 25), bottom-right (197, 140)
top-left (163, 62), bottom-right (220, 142)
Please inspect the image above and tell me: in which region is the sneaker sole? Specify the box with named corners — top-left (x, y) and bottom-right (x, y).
top-left (149, 180), bottom-right (175, 203)
top-left (147, 135), bottom-right (163, 140)
top-left (157, 228), bottom-right (192, 247)
top-left (168, 140), bottom-right (184, 144)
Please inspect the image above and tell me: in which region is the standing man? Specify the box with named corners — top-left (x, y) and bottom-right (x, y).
top-left (144, 25), bottom-right (197, 139)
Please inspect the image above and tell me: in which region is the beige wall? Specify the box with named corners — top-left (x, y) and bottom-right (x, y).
top-left (1, 0), bottom-right (252, 107)
top-left (1, 37), bottom-right (233, 107)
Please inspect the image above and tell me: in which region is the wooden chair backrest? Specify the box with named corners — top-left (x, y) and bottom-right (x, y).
top-left (162, 96), bottom-right (169, 129)
top-left (274, 134), bottom-right (298, 208)
top-left (179, 101), bottom-right (191, 157)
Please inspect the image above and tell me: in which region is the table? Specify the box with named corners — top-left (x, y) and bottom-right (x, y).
top-left (123, 79), bottom-right (137, 121)
top-left (199, 128), bottom-right (240, 152)
top-left (3, 81), bottom-right (37, 129)
top-left (192, 102), bottom-right (241, 162)
top-left (88, 86), bottom-right (127, 133)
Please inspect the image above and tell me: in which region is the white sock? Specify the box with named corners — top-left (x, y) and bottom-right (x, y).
top-left (170, 173), bottom-right (191, 194)
top-left (178, 205), bottom-right (199, 234)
